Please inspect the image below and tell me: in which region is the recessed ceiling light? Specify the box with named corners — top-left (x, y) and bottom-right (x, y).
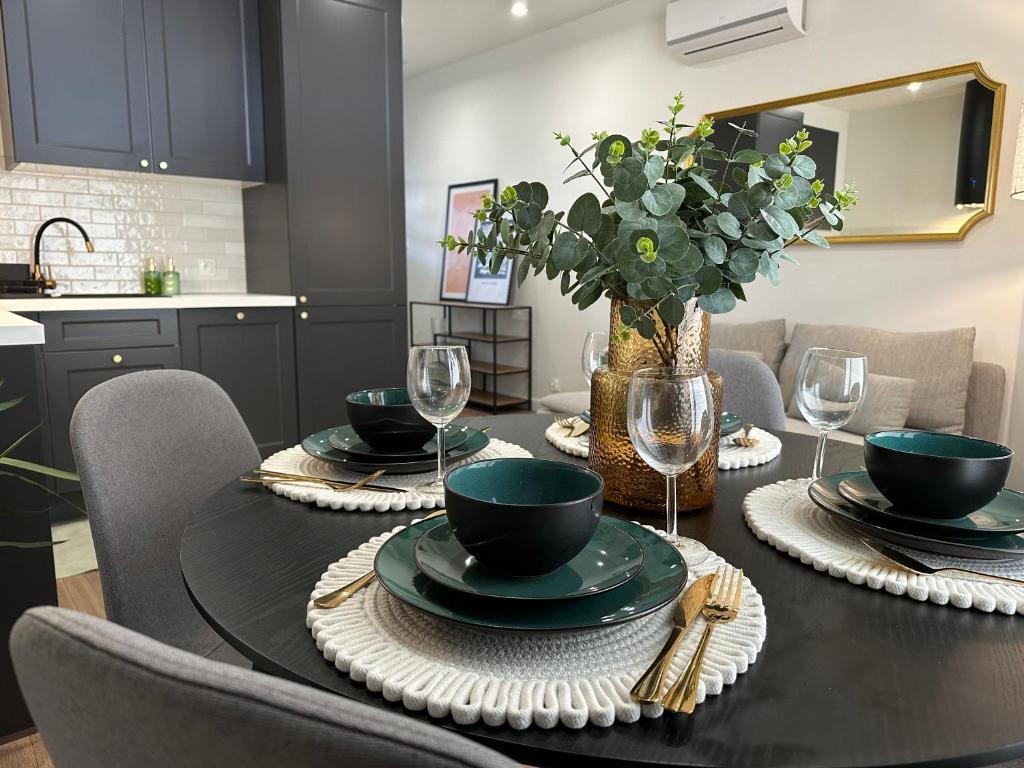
top-left (510, 1), bottom-right (528, 17)
top-left (906, 81), bottom-right (923, 93)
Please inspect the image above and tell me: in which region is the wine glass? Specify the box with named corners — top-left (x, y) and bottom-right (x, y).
top-left (627, 367), bottom-right (716, 559)
top-left (407, 345), bottom-right (472, 493)
top-left (795, 347), bottom-right (868, 481)
top-left (581, 331), bottom-right (609, 386)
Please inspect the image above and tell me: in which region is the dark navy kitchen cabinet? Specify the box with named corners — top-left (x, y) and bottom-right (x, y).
top-left (142, 0), bottom-right (265, 181)
top-left (180, 308), bottom-right (297, 457)
top-left (0, 0), bottom-right (264, 181)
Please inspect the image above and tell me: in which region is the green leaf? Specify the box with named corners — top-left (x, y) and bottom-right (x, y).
top-left (762, 205), bottom-right (798, 239)
top-left (516, 257), bottom-right (530, 287)
top-left (560, 270), bottom-right (572, 295)
top-left (790, 154), bottom-right (816, 179)
top-left (698, 147), bottom-right (728, 162)
top-left (619, 304), bottom-right (638, 325)
top-left (530, 182), bottom-right (549, 208)
top-left (636, 315), bottom-right (657, 339)
top-left (689, 172), bottom-right (719, 200)
top-left (641, 276), bottom-right (675, 300)
top-left (563, 168), bottom-right (591, 184)
top-left (597, 133), bottom-right (633, 164)
top-left (644, 155), bottom-right (666, 187)
top-left (758, 252), bottom-right (780, 285)
top-left (1, 424), bottom-right (39, 459)
top-left (775, 176), bottom-right (813, 208)
top-left (695, 264), bottom-right (723, 295)
top-left (763, 153), bottom-right (789, 179)
top-left (716, 212), bottom-right (742, 240)
top-left (0, 456), bottom-right (79, 482)
top-left (513, 181), bottom-right (533, 204)
top-left (697, 286), bottom-right (738, 314)
top-left (731, 166), bottom-right (749, 188)
top-left (550, 231), bottom-right (587, 271)
top-left (567, 193), bottom-right (602, 236)
top-left (747, 165), bottom-right (768, 188)
top-left (0, 395), bottom-right (25, 413)
top-left (614, 198), bottom-right (646, 222)
top-left (727, 191), bottom-right (751, 221)
top-left (673, 243), bottom-right (703, 275)
top-left (612, 157), bottom-right (647, 203)
top-left (641, 183), bottom-right (686, 217)
top-left (729, 282), bottom-right (748, 302)
top-left (732, 148), bottom-right (763, 164)
top-left (728, 247), bottom-right (759, 277)
top-left (676, 283), bottom-right (696, 302)
top-left (801, 229), bottom-right (830, 248)
top-left (658, 295), bottom-right (686, 326)
top-left (746, 219), bottom-right (779, 243)
top-left (668, 137), bottom-right (696, 162)
top-left (575, 281), bottom-right (603, 310)
top-left (702, 236), bottom-right (727, 264)
top-left (727, 123), bottom-right (758, 137)
top-left (746, 182), bottom-right (772, 211)
top-left (654, 221), bottom-right (690, 262)
top-left (777, 249), bottom-right (799, 264)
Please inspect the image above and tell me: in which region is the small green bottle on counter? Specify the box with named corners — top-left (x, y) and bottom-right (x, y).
top-left (160, 257), bottom-right (180, 296)
top-left (143, 257), bottom-right (162, 295)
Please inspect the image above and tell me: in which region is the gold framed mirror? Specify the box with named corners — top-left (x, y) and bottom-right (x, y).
top-left (706, 62), bottom-right (1005, 243)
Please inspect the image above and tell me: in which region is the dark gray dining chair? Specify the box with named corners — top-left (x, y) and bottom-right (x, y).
top-left (11, 606), bottom-right (518, 768)
top-left (709, 348), bottom-right (787, 430)
top-left (70, 369), bottom-right (259, 663)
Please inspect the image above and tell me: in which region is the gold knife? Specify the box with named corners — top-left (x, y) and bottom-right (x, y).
top-left (630, 573), bottom-right (716, 703)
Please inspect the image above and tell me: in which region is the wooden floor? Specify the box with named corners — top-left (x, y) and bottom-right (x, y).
top-left (0, 570), bottom-right (104, 768)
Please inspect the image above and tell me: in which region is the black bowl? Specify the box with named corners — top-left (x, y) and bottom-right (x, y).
top-left (345, 388), bottom-right (434, 452)
top-left (863, 430), bottom-right (1012, 519)
top-left (444, 458), bottom-right (604, 577)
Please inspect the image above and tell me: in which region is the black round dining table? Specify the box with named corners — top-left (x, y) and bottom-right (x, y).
top-left (180, 413), bottom-right (1024, 768)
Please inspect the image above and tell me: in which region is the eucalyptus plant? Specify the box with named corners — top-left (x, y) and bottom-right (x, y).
top-left (442, 92), bottom-right (859, 365)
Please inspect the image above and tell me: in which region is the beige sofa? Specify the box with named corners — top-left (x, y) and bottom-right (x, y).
top-left (711, 320), bottom-right (1006, 444)
top-left (540, 320), bottom-right (1006, 445)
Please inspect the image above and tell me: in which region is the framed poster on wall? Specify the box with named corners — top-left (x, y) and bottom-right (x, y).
top-left (440, 179), bottom-right (497, 301)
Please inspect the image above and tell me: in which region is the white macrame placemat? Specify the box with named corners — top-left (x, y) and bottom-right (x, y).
top-left (260, 439), bottom-right (532, 512)
top-left (544, 420), bottom-right (589, 458)
top-left (744, 478), bottom-right (1024, 615)
top-left (546, 421), bottom-right (781, 472)
top-left (717, 428), bottom-right (782, 470)
top-left (306, 522), bottom-right (766, 730)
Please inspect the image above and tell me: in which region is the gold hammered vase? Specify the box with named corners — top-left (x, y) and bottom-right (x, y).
top-left (588, 297), bottom-right (722, 512)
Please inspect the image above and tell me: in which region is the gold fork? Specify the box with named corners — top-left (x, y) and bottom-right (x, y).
top-left (245, 468), bottom-right (401, 493)
top-left (312, 509), bottom-right (447, 609)
top-left (662, 566), bottom-right (744, 714)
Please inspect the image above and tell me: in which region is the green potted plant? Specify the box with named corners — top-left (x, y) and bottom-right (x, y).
top-left (443, 92), bottom-right (858, 508)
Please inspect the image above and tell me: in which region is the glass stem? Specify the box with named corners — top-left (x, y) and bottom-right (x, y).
top-left (666, 474), bottom-right (678, 544)
top-left (435, 425), bottom-right (446, 485)
top-left (812, 430), bottom-right (829, 481)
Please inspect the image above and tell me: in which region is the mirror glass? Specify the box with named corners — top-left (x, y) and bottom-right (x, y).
top-left (708, 64), bottom-right (1004, 242)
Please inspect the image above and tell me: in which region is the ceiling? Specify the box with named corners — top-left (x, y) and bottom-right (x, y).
top-left (402, 0), bottom-right (630, 79)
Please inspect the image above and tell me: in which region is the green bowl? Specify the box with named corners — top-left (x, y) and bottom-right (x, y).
top-left (345, 387), bottom-right (433, 452)
top-left (444, 458), bottom-right (604, 577)
top-left (864, 430), bottom-right (1012, 519)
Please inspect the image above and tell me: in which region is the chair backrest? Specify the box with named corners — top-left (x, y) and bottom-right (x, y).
top-left (69, 369), bottom-right (260, 654)
top-left (11, 607), bottom-right (518, 768)
top-left (709, 348), bottom-right (787, 430)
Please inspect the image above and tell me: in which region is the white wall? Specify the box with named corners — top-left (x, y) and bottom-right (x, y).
top-left (405, 0), bottom-right (1024, 481)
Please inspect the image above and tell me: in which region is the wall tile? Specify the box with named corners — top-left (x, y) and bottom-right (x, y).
top-left (0, 163), bottom-right (248, 292)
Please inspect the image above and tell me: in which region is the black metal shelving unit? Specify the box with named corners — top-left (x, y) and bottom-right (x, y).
top-left (408, 301), bottom-right (532, 414)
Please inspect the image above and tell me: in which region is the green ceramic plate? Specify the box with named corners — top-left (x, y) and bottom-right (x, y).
top-left (720, 411), bottom-right (743, 436)
top-left (837, 472), bottom-right (1024, 538)
top-left (580, 409), bottom-right (591, 424)
top-left (302, 426), bottom-right (488, 474)
top-left (809, 473), bottom-right (1024, 560)
top-left (326, 423), bottom-right (470, 460)
top-left (375, 517), bottom-right (687, 631)
top-left (413, 518), bottom-right (644, 601)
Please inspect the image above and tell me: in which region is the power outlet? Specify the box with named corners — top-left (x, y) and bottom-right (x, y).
top-left (197, 258), bottom-right (217, 277)
top-left (549, 378), bottom-right (560, 393)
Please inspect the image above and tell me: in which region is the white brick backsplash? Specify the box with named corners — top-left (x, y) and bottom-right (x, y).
top-left (0, 163), bottom-right (247, 292)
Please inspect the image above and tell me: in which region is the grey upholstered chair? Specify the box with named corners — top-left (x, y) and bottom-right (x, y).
top-left (709, 348), bottom-right (786, 430)
top-left (70, 369), bottom-right (259, 663)
top-left (11, 606), bottom-right (518, 768)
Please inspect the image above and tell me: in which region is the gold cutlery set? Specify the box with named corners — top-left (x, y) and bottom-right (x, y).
top-left (555, 416), bottom-right (589, 438)
top-left (240, 467), bottom-right (406, 494)
top-left (631, 566), bottom-right (744, 714)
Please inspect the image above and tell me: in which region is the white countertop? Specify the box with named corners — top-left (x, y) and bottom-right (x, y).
top-left (0, 310), bottom-right (44, 345)
top-left (0, 293), bottom-right (297, 312)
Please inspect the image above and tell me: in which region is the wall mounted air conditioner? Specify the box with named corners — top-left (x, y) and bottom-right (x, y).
top-left (666, 0), bottom-right (805, 63)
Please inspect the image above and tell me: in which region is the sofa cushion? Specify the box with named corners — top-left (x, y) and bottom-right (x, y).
top-left (787, 372), bottom-right (915, 436)
top-left (778, 324), bottom-right (975, 434)
top-left (538, 391), bottom-right (589, 414)
top-left (709, 319), bottom-right (787, 375)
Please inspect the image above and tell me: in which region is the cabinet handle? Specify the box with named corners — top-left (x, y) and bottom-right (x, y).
top-left (235, 311), bottom-right (245, 321)
top-left (299, 311), bottom-right (309, 320)
top-left (298, 295), bottom-right (308, 304)
top-left (139, 159), bottom-right (150, 168)
top-left (112, 354), bottom-right (123, 364)
top-left (158, 160), bottom-right (169, 170)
